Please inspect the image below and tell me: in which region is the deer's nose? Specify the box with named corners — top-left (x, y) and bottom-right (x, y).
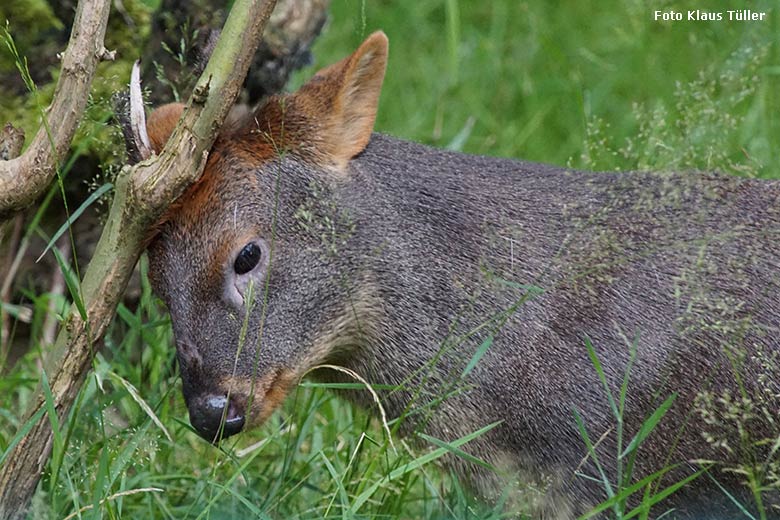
top-left (189, 394), bottom-right (245, 442)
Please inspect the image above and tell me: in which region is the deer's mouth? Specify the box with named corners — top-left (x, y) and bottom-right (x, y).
top-left (217, 368), bottom-right (299, 432)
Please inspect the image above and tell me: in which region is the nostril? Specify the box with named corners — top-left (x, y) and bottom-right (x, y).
top-left (190, 394), bottom-right (245, 442)
top-left (224, 399), bottom-right (242, 423)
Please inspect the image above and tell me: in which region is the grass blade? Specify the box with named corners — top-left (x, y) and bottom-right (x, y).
top-left (578, 465), bottom-right (675, 519)
top-left (573, 407), bottom-right (614, 500)
top-left (320, 450), bottom-right (351, 519)
top-left (52, 246), bottom-right (87, 321)
top-left (620, 393), bottom-right (677, 460)
top-left (349, 421), bottom-right (502, 514)
top-left (109, 372), bottom-right (172, 442)
top-left (0, 407), bottom-right (46, 467)
top-left (624, 467), bottom-right (708, 519)
top-left (705, 471), bottom-right (757, 520)
top-left (417, 431), bottom-right (499, 472)
top-left (37, 183), bottom-right (113, 262)
top-left (461, 335), bottom-right (493, 378)
top-left (584, 337), bottom-right (619, 420)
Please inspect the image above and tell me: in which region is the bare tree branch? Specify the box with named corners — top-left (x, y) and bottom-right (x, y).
top-left (0, 0), bottom-right (112, 220)
top-left (0, 1), bottom-right (278, 517)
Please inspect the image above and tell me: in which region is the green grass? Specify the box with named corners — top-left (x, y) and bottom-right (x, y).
top-left (1, 0), bottom-right (779, 518)
top-left (309, 0), bottom-right (779, 178)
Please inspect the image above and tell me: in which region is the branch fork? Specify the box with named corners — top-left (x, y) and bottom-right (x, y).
top-left (0, 1), bottom-right (279, 517)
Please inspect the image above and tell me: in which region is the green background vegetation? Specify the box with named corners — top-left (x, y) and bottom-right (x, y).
top-left (324, 0), bottom-right (779, 178)
top-left (1, 0), bottom-right (778, 518)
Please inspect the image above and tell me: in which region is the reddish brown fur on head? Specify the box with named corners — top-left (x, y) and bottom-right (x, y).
top-left (146, 102), bottom-right (185, 154)
top-left (145, 31), bottom-right (389, 170)
top-left (290, 30), bottom-right (389, 167)
top-left (144, 31), bottom-right (388, 238)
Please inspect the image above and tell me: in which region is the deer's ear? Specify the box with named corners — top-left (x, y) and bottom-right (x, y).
top-left (146, 103), bottom-right (185, 153)
top-left (297, 31), bottom-right (388, 168)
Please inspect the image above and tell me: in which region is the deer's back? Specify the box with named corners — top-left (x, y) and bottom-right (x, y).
top-left (346, 134), bottom-right (780, 515)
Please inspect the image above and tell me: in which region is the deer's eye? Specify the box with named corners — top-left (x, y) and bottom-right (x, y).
top-left (234, 243), bottom-right (262, 275)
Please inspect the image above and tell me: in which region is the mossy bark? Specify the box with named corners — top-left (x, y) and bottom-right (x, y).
top-left (0, 0), bottom-right (112, 220)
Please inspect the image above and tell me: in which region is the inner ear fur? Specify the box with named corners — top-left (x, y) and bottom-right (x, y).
top-left (263, 31), bottom-right (389, 169)
top-left (308, 31), bottom-right (388, 167)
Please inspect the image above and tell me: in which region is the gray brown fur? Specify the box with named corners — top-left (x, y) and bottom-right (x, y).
top-left (144, 32), bottom-right (780, 518)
